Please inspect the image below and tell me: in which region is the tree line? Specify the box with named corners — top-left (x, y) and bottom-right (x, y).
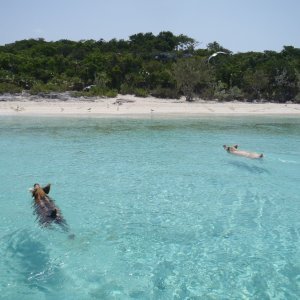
top-left (0, 31), bottom-right (299, 102)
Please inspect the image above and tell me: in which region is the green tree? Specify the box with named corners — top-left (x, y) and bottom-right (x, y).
top-left (243, 69), bottom-right (269, 100)
top-left (207, 41), bottom-right (230, 53)
top-left (173, 57), bottom-right (214, 101)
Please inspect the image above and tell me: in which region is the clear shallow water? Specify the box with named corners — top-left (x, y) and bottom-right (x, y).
top-left (0, 115), bottom-right (300, 299)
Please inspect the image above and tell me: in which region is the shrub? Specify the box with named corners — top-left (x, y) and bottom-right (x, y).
top-left (294, 93), bottom-right (300, 103)
top-left (73, 87), bottom-right (118, 98)
top-left (29, 82), bottom-right (65, 94)
top-left (0, 82), bottom-right (22, 94)
top-left (104, 89), bottom-right (118, 98)
top-left (151, 86), bottom-right (180, 99)
top-left (227, 86), bottom-right (244, 101)
top-left (119, 83), bottom-right (135, 95)
top-left (134, 88), bottom-right (148, 97)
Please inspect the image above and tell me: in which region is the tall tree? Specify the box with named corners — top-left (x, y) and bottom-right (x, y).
top-left (173, 57), bottom-right (214, 101)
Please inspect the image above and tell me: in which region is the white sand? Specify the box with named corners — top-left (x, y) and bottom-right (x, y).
top-left (0, 95), bottom-right (300, 117)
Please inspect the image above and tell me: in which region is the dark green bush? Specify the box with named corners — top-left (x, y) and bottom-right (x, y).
top-left (151, 87), bottom-right (179, 99)
top-left (134, 88), bottom-right (148, 97)
top-left (0, 82), bottom-right (22, 94)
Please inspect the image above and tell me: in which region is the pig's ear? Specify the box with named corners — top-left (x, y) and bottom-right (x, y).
top-left (43, 184), bottom-right (51, 194)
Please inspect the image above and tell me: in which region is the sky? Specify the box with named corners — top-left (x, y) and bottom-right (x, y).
top-left (0, 0), bottom-right (299, 53)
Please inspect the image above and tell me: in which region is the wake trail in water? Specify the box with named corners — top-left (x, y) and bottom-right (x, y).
top-left (278, 158), bottom-right (299, 164)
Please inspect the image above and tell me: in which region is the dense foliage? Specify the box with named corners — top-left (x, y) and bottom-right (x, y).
top-left (0, 32), bottom-right (299, 102)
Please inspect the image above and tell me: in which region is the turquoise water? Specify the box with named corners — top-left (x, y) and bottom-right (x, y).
top-left (0, 115), bottom-right (300, 299)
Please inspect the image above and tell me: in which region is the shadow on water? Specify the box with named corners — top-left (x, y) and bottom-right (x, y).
top-left (228, 160), bottom-right (270, 174)
top-left (1, 229), bottom-right (65, 297)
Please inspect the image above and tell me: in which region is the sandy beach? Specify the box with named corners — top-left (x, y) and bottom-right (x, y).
top-left (0, 94), bottom-right (300, 117)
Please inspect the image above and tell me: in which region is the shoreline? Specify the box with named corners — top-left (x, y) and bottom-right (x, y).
top-left (0, 95), bottom-right (300, 117)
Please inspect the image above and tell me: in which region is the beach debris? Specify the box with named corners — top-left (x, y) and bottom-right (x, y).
top-left (11, 105), bottom-right (24, 112)
top-left (113, 98), bottom-right (135, 105)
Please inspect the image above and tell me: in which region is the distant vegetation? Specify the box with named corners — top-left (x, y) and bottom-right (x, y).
top-left (0, 31), bottom-right (299, 102)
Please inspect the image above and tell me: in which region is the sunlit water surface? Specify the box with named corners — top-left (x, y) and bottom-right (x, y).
top-left (0, 115), bottom-right (300, 299)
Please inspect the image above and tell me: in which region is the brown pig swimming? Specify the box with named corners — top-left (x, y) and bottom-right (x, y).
top-left (31, 183), bottom-right (69, 231)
